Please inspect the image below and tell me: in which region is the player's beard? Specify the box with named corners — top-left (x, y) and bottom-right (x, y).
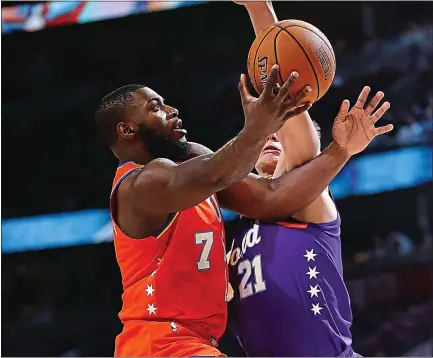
top-left (137, 123), bottom-right (190, 163)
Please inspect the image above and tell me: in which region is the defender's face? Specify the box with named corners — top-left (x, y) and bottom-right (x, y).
top-left (255, 134), bottom-right (282, 177)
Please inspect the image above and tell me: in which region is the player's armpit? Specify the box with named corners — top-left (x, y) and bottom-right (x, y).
top-left (217, 142), bottom-right (350, 221)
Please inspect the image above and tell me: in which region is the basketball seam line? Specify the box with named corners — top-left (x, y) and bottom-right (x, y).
top-left (252, 26), bottom-right (276, 93)
top-left (282, 24), bottom-right (336, 67)
top-left (274, 29), bottom-right (285, 86)
top-left (275, 24), bottom-right (320, 102)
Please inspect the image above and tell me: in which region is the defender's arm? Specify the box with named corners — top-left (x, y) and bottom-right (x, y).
top-left (233, 0), bottom-right (337, 221)
top-left (217, 142), bottom-right (349, 220)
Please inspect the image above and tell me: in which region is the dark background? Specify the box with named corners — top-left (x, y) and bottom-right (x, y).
top-left (2, 1), bottom-right (433, 356)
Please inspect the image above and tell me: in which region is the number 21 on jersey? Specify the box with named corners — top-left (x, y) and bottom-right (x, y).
top-left (238, 254), bottom-right (266, 299)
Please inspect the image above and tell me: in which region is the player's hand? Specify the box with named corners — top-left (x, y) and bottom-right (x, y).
top-left (239, 65), bottom-right (312, 140)
top-left (332, 86), bottom-right (393, 156)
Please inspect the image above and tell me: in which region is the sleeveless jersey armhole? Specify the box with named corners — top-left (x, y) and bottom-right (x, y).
top-left (152, 212), bottom-right (179, 239)
top-left (278, 187), bottom-right (339, 228)
top-left (111, 164), bottom-right (178, 240)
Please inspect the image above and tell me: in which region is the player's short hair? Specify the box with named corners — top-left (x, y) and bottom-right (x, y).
top-left (312, 120), bottom-right (321, 139)
top-left (95, 84), bottom-right (145, 147)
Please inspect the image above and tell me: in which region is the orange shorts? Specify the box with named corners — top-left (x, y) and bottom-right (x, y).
top-left (115, 320), bottom-right (226, 357)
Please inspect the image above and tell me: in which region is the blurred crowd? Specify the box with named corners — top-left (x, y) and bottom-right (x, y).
top-left (351, 301), bottom-right (433, 357)
top-left (2, 246), bottom-right (121, 357)
top-left (315, 20), bottom-right (433, 150)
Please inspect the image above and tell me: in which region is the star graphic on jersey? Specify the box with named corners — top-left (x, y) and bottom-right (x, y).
top-left (306, 266), bottom-right (320, 279)
top-left (146, 284), bottom-right (155, 296)
top-left (147, 303), bottom-right (158, 315)
top-left (304, 249), bottom-right (317, 262)
top-left (150, 269), bottom-right (157, 277)
top-left (170, 321), bottom-right (178, 332)
top-left (311, 303), bottom-right (323, 315)
top-left (307, 284), bottom-right (322, 298)
top-left (157, 258), bottom-right (161, 266)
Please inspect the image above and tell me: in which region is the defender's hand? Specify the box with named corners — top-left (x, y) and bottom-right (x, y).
top-left (332, 86), bottom-right (393, 156)
top-left (239, 65), bottom-right (312, 140)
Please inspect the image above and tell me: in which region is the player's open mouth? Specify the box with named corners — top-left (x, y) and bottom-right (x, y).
top-left (173, 119), bottom-right (187, 136)
top-left (262, 144), bottom-right (281, 155)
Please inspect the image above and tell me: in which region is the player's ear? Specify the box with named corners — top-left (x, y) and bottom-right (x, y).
top-left (118, 122), bottom-right (136, 140)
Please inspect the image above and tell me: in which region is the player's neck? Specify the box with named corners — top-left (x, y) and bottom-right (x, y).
top-left (114, 147), bottom-right (153, 166)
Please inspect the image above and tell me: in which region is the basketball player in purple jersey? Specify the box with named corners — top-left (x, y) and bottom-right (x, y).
top-left (227, 1), bottom-right (391, 356)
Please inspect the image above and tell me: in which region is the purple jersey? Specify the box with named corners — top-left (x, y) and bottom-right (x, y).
top-left (228, 212), bottom-right (356, 357)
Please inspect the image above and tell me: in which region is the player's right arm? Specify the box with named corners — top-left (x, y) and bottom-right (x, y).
top-left (272, 109), bottom-right (338, 223)
top-left (237, 0), bottom-right (320, 166)
top-left (234, 1), bottom-right (277, 36)
top-left (217, 88), bottom-right (392, 221)
top-left (130, 67), bottom-right (310, 216)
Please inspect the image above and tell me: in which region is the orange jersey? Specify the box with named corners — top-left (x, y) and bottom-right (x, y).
top-left (110, 161), bottom-right (228, 343)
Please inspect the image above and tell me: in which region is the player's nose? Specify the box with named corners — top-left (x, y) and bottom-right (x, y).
top-left (166, 106), bottom-right (179, 119)
top-left (267, 133), bottom-right (278, 142)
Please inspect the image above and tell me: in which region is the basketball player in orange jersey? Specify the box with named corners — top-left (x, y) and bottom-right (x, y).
top-left (95, 30), bottom-right (390, 358)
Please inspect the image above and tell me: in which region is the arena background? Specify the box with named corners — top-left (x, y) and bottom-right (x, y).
top-left (1, 1), bottom-right (432, 356)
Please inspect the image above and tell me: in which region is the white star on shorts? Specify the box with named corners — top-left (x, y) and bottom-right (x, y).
top-left (311, 303), bottom-right (323, 315)
top-left (307, 284), bottom-right (322, 298)
top-left (147, 303), bottom-right (158, 315)
top-left (304, 249), bottom-right (317, 262)
top-left (306, 266), bottom-right (320, 279)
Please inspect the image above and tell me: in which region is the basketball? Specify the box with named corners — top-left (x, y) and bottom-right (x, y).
top-left (247, 19), bottom-right (336, 104)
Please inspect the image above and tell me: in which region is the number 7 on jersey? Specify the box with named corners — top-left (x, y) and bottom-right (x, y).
top-left (195, 232), bottom-right (214, 270)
